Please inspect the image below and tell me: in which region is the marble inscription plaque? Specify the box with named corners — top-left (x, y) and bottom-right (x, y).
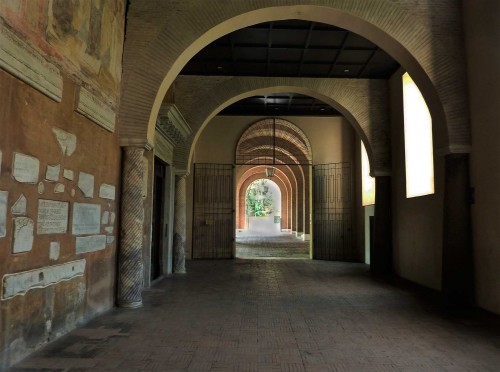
top-left (76, 235), bottom-right (106, 254)
top-left (11, 194), bottom-right (27, 215)
top-left (13, 217), bottom-right (34, 253)
top-left (54, 183), bottom-right (65, 193)
top-left (0, 191), bottom-right (7, 237)
top-left (99, 184), bottom-right (116, 200)
top-left (37, 199), bottom-right (69, 234)
top-left (63, 169), bottom-right (74, 180)
top-left (101, 211), bottom-right (109, 224)
top-left (45, 164), bottom-right (60, 182)
top-left (12, 153), bottom-right (39, 183)
top-left (49, 241), bottom-right (60, 260)
top-left (72, 203), bottom-right (101, 235)
top-left (78, 172), bottom-right (94, 198)
top-left (53, 128), bottom-right (76, 156)
top-left (2, 260), bottom-right (86, 300)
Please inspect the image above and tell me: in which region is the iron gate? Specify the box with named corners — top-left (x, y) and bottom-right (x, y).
top-left (313, 163), bottom-right (354, 261)
top-left (192, 164), bottom-right (234, 259)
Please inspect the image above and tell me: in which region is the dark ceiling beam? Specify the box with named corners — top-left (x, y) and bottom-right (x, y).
top-left (357, 47), bottom-right (379, 78)
top-left (328, 31), bottom-right (349, 77)
top-left (266, 22), bottom-right (274, 76)
top-left (297, 22), bottom-right (315, 77)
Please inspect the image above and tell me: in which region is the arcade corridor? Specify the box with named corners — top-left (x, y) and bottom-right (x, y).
top-left (9, 259), bottom-right (500, 371)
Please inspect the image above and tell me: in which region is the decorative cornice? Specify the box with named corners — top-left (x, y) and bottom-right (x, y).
top-left (0, 24), bottom-right (62, 102)
top-left (76, 87), bottom-right (116, 132)
top-left (156, 104), bottom-right (192, 146)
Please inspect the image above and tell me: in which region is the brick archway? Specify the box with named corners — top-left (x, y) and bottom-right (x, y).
top-left (175, 77), bottom-right (387, 175)
top-left (120, 1), bottom-right (467, 157)
top-left (237, 169), bottom-right (291, 232)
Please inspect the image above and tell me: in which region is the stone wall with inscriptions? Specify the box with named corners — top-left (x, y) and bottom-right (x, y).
top-left (0, 52), bottom-right (121, 369)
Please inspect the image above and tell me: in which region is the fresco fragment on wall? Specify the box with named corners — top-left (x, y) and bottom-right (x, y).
top-left (0, 0), bottom-right (125, 107)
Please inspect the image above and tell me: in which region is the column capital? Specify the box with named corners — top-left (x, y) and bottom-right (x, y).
top-left (120, 138), bottom-right (154, 151)
top-left (175, 169), bottom-right (190, 178)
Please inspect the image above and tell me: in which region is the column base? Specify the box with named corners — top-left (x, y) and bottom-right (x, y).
top-left (301, 234), bottom-right (311, 241)
top-left (118, 300), bottom-right (143, 309)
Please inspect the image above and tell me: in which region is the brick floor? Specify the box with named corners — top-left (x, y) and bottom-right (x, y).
top-left (8, 254), bottom-right (500, 371)
top-left (235, 234), bottom-right (310, 259)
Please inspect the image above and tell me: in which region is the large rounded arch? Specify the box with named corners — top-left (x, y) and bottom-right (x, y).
top-left (173, 77), bottom-right (387, 175)
top-left (120, 1), bottom-right (466, 157)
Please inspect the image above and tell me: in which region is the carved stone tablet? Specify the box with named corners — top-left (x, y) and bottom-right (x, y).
top-left (45, 164), bottom-right (60, 182)
top-left (63, 169), bottom-right (74, 180)
top-left (12, 153), bottom-right (39, 183)
top-left (53, 128), bottom-right (76, 156)
top-left (78, 172), bottom-right (94, 198)
top-left (13, 217), bottom-right (34, 253)
top-left (0, 191), bottom-right (7, 238)
top-left (49, 241), bottom-right (60, 260)
top-left (76, 235), bottom-right (106, 254)
top-left (101, 211), bottom-right (110, 225)
top-left (37, 199), bottom-right (69, 234)
top-left (2, 260), bottom-right (85, 300)
top-left (11, 194), bottom-right (27, 215)
top-left (38, 182), bottom-right (45, 194)
top-left (72, 203), bottom-right (101, 235)
top-left (99, 184), bottom-right (116, 200)
top-left (54, 183), bottom-right (65, 193)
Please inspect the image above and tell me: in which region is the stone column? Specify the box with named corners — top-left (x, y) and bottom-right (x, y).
top-left (371, 176), bottom-right (392, 275)
top-left (118, 147), bottom-right (145, 308)
top-left (442, 154), bottom-right (474, 305)
top-left (173, 174), bottom-right (187, 273)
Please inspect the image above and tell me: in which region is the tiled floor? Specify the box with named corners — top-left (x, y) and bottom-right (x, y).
top-left (9, 256), bottom-right (500, 371)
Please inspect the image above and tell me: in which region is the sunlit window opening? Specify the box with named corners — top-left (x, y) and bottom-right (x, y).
top-left (361, 141), bottom-right (375, 206)
top-left (402, 72), bottom-right (435, 198)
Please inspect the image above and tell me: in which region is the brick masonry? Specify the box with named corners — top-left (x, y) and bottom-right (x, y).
top-left (119, 0), bottom-right (469, 159)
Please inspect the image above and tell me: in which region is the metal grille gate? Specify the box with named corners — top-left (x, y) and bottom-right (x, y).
top-left (192, 164), bottom-right (234, 259)
top-left (313, 163), bottom-right (354, 261)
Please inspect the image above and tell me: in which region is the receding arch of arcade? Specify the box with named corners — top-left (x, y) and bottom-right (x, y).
top-left (234, 118), bottom-right (313, 240)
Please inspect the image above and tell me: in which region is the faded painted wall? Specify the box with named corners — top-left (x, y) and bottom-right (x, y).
top-left (0, 0), bottom-right (125, 106)
top-left (0, 1), bottom-right (124, 367)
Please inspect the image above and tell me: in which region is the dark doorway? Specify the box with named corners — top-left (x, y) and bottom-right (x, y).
top-left (151, 157), bottom-right (166, 280)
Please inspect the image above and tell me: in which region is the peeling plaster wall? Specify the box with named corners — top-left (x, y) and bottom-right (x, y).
top-left (0, 2), bottom-right (124, 367)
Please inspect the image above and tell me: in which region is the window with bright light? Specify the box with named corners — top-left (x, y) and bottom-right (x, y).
top-left (402, 72), bottom-right (434, 198)
top-left (361, 141), bottom-right (375, 206)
